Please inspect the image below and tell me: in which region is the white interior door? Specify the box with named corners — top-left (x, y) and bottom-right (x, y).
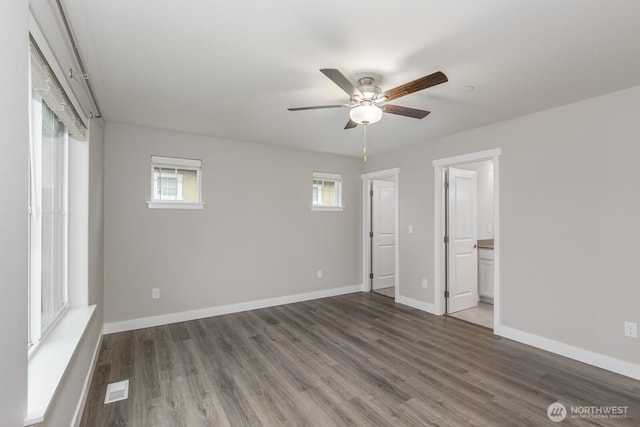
top-left (372, 179), bottom-right (395, 290)
top-left (447, 168), bottom-right (478, 313)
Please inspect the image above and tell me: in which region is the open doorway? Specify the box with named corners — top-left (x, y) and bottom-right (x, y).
top-left (361, 169), bottom-right (399, 300)
top-left (433, 149), bottom-right (501, 331)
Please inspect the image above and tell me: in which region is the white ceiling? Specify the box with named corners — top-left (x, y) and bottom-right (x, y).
top-left (64, 0), bottom-right (640, 157)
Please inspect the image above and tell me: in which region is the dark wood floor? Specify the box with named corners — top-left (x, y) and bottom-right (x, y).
top-left (80, 293), bottom-right (640, 426)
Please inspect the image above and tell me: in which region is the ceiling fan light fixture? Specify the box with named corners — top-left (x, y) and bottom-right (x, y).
top-left (350, 103), bottom-right (383, 125)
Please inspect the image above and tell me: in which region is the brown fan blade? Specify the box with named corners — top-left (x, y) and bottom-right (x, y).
top-left (344, 119), bottom-right (358, 129)
top-left (383, 104), bottom-right (431, 119)
top-left (320, 69), bottom-right (362, 97)
top-left (288, 104), bottom-right (348, 111)
top-left (383, 71), bottom-right (448, 101)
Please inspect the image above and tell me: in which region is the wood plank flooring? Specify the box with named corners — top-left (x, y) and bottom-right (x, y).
top-left (80, 293), bottom-right (640, 426)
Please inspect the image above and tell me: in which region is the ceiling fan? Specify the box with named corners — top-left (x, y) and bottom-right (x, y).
top-left (288, 68), bottom-right (448, 129)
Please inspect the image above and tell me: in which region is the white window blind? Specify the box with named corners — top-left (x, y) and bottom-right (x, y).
top-left (29, 36), bottom-right (88, 141)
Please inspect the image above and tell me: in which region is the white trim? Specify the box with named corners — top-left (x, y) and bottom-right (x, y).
top-left (147, 201), bottom-right (205, 210)
top-left (433, 149), bottom-right (501, 331)
top-left (432, 148), bottom-right (502, 167)
top-left (361, 168), bottom-right (400, 179)
top-left (396, 295), bottom-right (438, 314)
top-left (104, 285), bottom-right (362, 334)
top-left (492, 155), bottom-right (501, 331)
top-left (312, 171), bottom-right (342, 180)
top-left (311, 206), bottom-right (344, 212)
top-left (151, 156), bottom-right (201, 168)
top-left (361, 169), bottom-right (400, 300)
top-left (26, 305), bottom-right (96, 426)
top-left (499, 326), bottom-right (640, 381)
top-left (71, 332), bottom-right (103, 427)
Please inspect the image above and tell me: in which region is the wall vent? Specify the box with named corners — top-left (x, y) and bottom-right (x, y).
top-left (104, 379), bottom-right (129, 404)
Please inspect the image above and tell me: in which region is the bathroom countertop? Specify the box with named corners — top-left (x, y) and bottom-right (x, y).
top-left (477, 239), bottom-right (494, 249)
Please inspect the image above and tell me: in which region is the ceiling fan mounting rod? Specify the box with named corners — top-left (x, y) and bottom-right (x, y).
top-left (353, 76), bottom-right (382, 102)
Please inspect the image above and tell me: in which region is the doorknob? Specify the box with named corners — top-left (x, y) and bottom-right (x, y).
top-left (473, 244), bottom-right (477, 248)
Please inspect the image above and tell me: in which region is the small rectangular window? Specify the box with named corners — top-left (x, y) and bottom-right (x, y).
top-left (312, 172), bottom-right (343, 211)
top-left (148, 156), bottom-right (204, 209)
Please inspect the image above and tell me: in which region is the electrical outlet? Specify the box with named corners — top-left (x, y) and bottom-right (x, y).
top-left (624, 321), bottom-right (637, 338)
top-left (152, 288), bottom-right (160, 299)
top-left (422, 278), bottom-right (428, 289)
top-left (317, 270), bottom-right (323, 279)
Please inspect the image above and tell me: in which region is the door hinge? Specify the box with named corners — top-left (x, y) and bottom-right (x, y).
top-left (444, 181), bottom-right (449, 190)
top-left (444, 290), bottom-right (450, 298)
top-left (444, 236), bottom-right (449, 244)
top-left (369, 273), bottom-right (374, 279)
top-left (370, 190), bottom-right (373, 197)
top-left (369, 231), bottom-right (373, 238)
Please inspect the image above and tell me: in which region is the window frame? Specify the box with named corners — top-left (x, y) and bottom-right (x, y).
top-left (311, 172), bottom-right (344, 211)
top-left (148, 155), bottom-right (205, 209)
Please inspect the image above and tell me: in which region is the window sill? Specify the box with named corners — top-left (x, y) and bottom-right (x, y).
top-left (147, 201), bottom-right (205, 210)
top-left (26, 305), bottom-right (96, 426)
top-left (311, 205), bottom-right (344, 212)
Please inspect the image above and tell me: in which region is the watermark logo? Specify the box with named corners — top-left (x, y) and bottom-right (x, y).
top-left (547, 402), bottom-right (567, 422)
top-left (547, 402), bottom-right (629, 422)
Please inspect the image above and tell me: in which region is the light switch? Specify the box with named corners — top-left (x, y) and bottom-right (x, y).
top-left (624, 321), bottom-right (638, 338)
top-left (408, 225), bottom-right (414, 234)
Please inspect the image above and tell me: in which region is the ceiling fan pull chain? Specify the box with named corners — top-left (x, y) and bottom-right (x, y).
top-left (363, 124), bottom-right (368, 162)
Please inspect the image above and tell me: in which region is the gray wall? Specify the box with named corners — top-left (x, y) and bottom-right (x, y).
top-left (104, 122), bottom-right (362, 324)
top-left (364, 84), bottom-right (640, 365)
top-left (89, 119), bottom-right (106, 310)
top-left (0, 0), bottom-right (29, 425)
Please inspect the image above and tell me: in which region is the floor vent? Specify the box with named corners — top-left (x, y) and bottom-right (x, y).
top-left (104, 379), bottom-right (129, 404)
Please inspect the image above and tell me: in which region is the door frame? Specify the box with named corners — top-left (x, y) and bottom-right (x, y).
top-left (433, 149), bottom-right (501, 331)
top-left (361, 168), bottom-right (400, 299)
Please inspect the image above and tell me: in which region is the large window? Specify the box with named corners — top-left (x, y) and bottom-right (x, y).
top-left (28, 36), bottom-right (87, 350)
top-left (29, 95), bottom-right (69, 347)
top-left (149, 156), bottom-right (203, 209)
top-left (312, 172), bottom-right (343, 211)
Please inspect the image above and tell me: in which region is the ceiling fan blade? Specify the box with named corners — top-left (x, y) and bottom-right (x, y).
top-left (344, 119), bottom-right (358, 129)
top-left (320, 69), bottom-right (362, 97)
top-left (288, 104), bottom-right (348, 111)
top-left (383, 71), bottom-right (448, 101)
top-left (383, 104), bottom-right (431, 119)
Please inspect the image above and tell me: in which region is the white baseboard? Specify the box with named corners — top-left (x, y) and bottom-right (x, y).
top-left (71, 330), bottom-right (103, 427)
top-left (396, 295), bottom-right (438, 314)
top-left (104, 284), bottom-right (363, 334)
top-left (499, 326), bottom-right (640, 381)
top-left (381, 295), bottom-right (639, 381)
